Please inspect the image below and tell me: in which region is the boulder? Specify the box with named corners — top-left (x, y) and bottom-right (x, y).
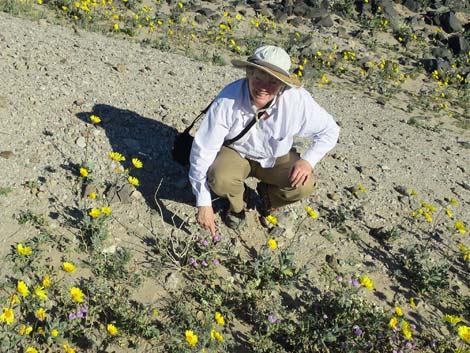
top-left (448, 34), bottom-right (470, 55)
top-left (439, 12), bottom-right (463, 33)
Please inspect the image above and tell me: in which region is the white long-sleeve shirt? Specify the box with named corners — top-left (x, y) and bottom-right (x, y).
top-left (189, 78), bottom-right (340, 207)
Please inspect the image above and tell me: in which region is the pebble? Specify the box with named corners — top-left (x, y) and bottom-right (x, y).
top-left (75, 136), bottom-right (86, 148)
top-left (0, 151), bottom-right (14, 159)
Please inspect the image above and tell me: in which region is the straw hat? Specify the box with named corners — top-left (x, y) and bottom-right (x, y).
top-left (232, 45), bottom-right (302, 88)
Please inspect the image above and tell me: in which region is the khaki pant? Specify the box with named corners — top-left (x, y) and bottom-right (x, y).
top-left (207, 146), bottom-right (315, 213)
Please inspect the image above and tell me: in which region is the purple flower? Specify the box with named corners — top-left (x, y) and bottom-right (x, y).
top-left (201, 260), bottom-right (208, 267)
top-left (212, 234), bottom-right (221, 243)
top-left (81, 306), bottom-right (89, 313)
top-left (337, 276), bottom-right (343, 282)
top-left (69, 313), bottom-right (76, 320)
top-left (189, 257), bottom-right (198, 267)
top-left (352, 325), bottom-right (363, 336)
top-left (405, 342), bottom-right (413, 349)
top-left (201, 239), bottom-right (209, 247)
top-left (213, 259), bottom-right (220, 265)
top-left (76, 311), bottom-right (84, 318)
top-left (347, 278), bottom-right (353, 285)
top-left (268, 314), bottom-right (278, 323)
top-left (410, 323), bottom-right (416, 330)
top-left (352, 279), bottom-right (360, 287)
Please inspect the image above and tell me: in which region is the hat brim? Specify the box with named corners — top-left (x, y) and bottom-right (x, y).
top-left (232, 59), bottom-right (302, 88)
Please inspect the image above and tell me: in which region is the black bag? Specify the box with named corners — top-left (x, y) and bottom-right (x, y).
top-left (172, 101), bottom-right (213, 168)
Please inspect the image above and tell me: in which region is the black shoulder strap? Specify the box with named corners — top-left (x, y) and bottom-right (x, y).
top-left (183, 99), bottom-right (215, 134)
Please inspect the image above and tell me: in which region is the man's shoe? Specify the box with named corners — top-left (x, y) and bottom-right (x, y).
top-left (224, 210), bottom-right (246, 230)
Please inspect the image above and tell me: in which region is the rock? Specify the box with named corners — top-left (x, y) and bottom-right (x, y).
top-left (448, 35), bottom-right (469, 55)
top-left (114, 63), bottom-right (127, 72)
top-left (394, 185), bottom-right (409, 196)
top-left (164, 271), bottom-right (184, 291)
top-left (102, 245), bottom-right (117, 254)
top-left (403, 0), bottom-right (421, 12)
top-left (0, 151), bottom-right (14, 159)
top-left (439, 12), bottom-right (463, 33)
top-left (75, 136), bottom-right (86, 148)
top-left (327, 192), bottom-right (341, 201)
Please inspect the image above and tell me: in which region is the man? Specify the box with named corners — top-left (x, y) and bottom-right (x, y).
top-left (189, 45), bottom-right (340, 236)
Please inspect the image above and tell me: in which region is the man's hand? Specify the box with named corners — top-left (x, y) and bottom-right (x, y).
top-left (197, 206), bottom-right (216, 236)
top-left (289, 159), bottom-right (313, 187)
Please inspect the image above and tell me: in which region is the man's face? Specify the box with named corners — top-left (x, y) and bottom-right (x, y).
top-left (247, 68), bottom-right (284, 109)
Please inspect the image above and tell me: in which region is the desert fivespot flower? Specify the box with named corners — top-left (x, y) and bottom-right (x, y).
top-left (360, 275), bottom-right (374, 290)
top-left (89, 208), bottom-right (101, 218)
top-left (107, 323), bottom-right (118, 336)
top-left (17, 243), bottom-right (32, 255)
top-left (70, 287), bottom-right (84, 303)
top-left (108, 151), bottom-right (125, 161)
top-left (79, 167), bottom-right (88, 177)
top-left (90, 114), bottom-right (101, 124)
top-left (458, 325), bottom-right (470, 344)
top-left (17, 280), bottom-right (29, 297)
top-left (214, 311), bottom-right (225, 326)
top-left (185, 330), bottom-right (198, 346)
top-left (34, 286), bottom-right (48, 301)
top-left (127, 176), bottom-right (139, 186)
top-left (132, 158), bottom-right (143, 168)
top-left (0, 307), bottom-right (14, 325)
top-left (62, 262), bottom-right (76, 273)
top-left (35, 308), bottom-right (46, 321)
top-left (267, 238), bottom-right (278, 250)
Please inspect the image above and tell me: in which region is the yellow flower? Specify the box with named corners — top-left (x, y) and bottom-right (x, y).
top-left (449, 197), bottom-right (458, 205)
top-left (62, 262), bottom-right (76, 273)
top-left (395, 306), bottom-right (403, 317)
top-left (33, 286), bottom-right (48, 301)
top-left (17, 243), bottom-right (32, 256)
top-left (210, 329), bottom-right (225, 342)
top-left (132, 158), bottom-right (143, 168)
top-left (19, 325), bottom-right (33, 335)
top-left (51, 328), bottom-right (59, 337)
top-left (0, 307), bottom-right (14, 325)
top-left (101, 206), bottom-right (112, 215)
top-left (89, 208), bottom-right (101, 218)
top-left (235, 13), bottom-right (242, 20)
top-left (63, 343), bottom-right (76, 353)
top-left (265, 214), bottom-right (278, 225)
top-left (444, 314), bottom-right (464, 325)
top-left (108, 151), bottom-right (125, 161)
top-left (35, 307), bottom-right (46, 321)
top-left (17, 281), bottom-right (29, 297)
top-left (446, 207), bottom-right (453, 218)
top-left (107, 323), bottom-right (118, 336)
top-left (152, 309), bottom-right (159, 316)
top-left (42, 274), bottom-right (51, 288)
top-left (127, 176), bottom-right (139, 186)
top-left (185, 330), bottom-right (198, 347)
top-left (389, 316), bottom-right (398, 329)
top-left (9, 294), bottom-right (20, 305)
top-left (401, 320), bottom-right (412, 339)
top-left (70, 287), bottom-right (85, 303)
top-left (88, 192), bottom-right (97, 199)
top-left (25, 348), bottom-right (38, 353)
top-left (90, 115), bottom-right (101, 124)
top-left (458, 325), bottom-right (470, 344)
top-left (455, 220), bottom-right (467, 235)
top-left (37, 326), bottom-right (45, 335)
top-left (409, 297), bottom-right (416, 307)
top-left (360, 275), bottom-right (374, 290)
top-left (113, 23), bottom-right (119, 31)
top-left (79, 167), bottom-right (88, 177)
top-left (267, 238), bottom-right (278, 250)
top-left (215, 311), bottom-right (225, 325)
top-left (305, 206), bottom-right (318, 219)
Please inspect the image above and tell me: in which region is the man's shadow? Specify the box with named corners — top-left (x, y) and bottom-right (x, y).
top-left (76, 104), bottom-right (194, 231)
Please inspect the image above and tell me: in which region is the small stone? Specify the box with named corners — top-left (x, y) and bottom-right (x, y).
top-left (0, 151), bottom-right (14, 159)
top-left (75, 136), bottom-right (86, 148)
top-left (73, 99), bottom-right (86, 106)
top-left (327, 193), bottom-right (341, 201)
top-left (164, 272), bottom-right (183, 291)
top-left (114, 63), bottom-right (127, 72)
top-left (394, 185), bottom-right (409, 196)
top-left (102, 245), bottom-right (117, 254)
